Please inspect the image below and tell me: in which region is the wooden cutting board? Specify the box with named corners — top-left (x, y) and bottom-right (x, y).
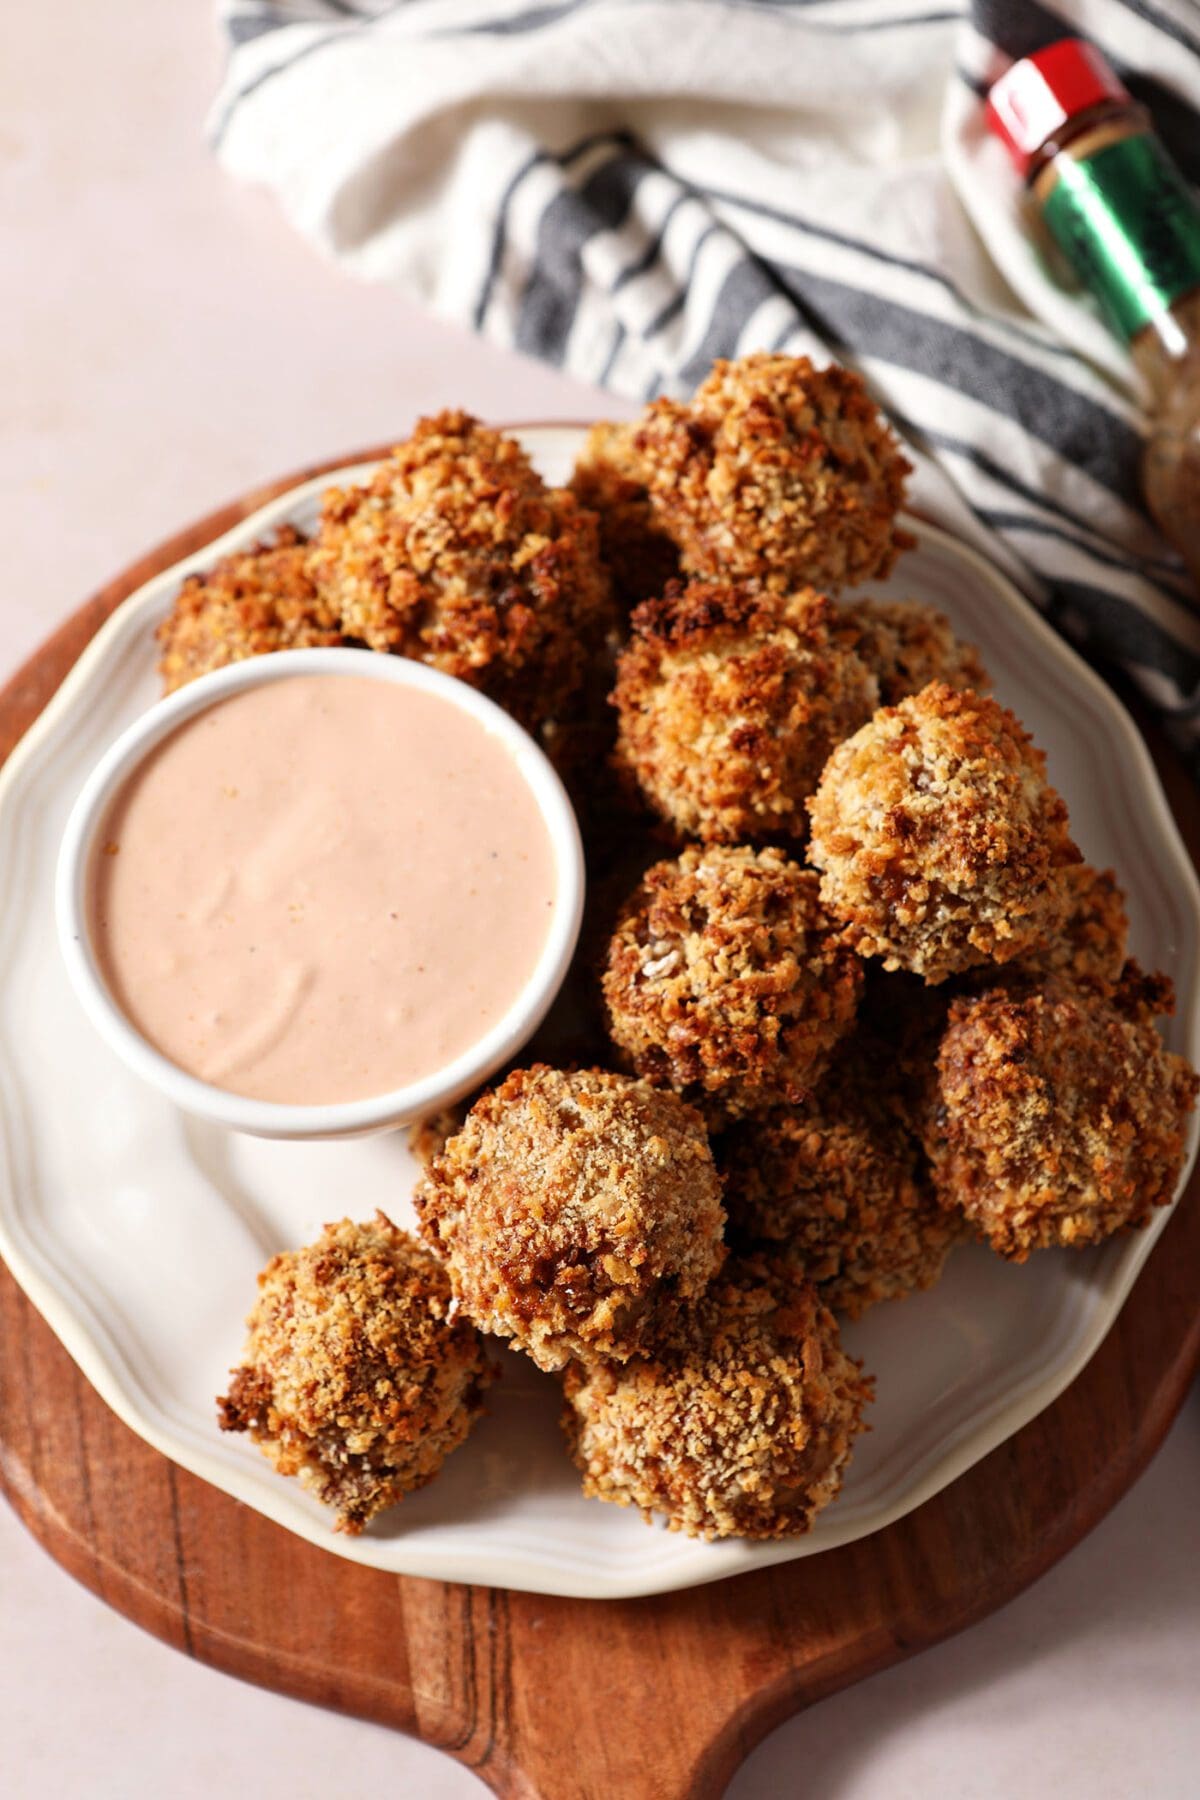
top-left (2, 453), bottom-right (1198, 1800)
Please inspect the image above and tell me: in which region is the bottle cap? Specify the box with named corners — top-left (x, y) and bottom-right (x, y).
top-left (986, 38), bottom-right (1131, 175)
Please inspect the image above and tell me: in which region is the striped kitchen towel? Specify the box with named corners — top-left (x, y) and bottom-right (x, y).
top-left (211, 0), bottom-right (1200, 753)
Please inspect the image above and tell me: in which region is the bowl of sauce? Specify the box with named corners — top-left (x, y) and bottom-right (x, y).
top-left (56, 649), bottom-right (585, 1139)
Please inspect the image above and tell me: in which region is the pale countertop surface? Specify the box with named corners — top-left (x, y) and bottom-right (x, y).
top-left (3, 8), bottom-right (1199, 1798)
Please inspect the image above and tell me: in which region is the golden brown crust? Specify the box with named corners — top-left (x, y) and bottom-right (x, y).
top-left (808, 684), bottom-right (1079, 984)
top-left (612, 580), bottom-right (878, 843)
top-left (407, 1105), bottom-right (467, 1171)
top-left (570, 421), bottom-right (681, 611)
top-left (602, 845), bottom-right (862, 1121)
top-left (307, 411), bottom-right (613, 732)
top-left (1004, 862), bottom-right (1129, 991)
top-left (561, 1256), bottom-right (872, 1539)
top-left (719, 1041), bottom-right (959, 1317)
top-left (414, 1065), bottom-right (726, 1372)
top-left (922, 967), bottom-right (1198, 1259)
top-left (834, 598), bottom-right (989, 706)
top-left (156, 526), bottom-right (343, 694)
top-left (866, 867), bottom-right (1129, 1121)
top-left (627, 354), bottom-right (911, 591)
top-left (216, 1213), bottom-right (494, 1533)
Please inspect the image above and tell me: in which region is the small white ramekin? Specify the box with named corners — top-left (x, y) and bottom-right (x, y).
top-left (56, 648), bottom-right (585, 1140)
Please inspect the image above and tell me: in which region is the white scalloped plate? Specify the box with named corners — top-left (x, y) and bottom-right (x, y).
top-left (1, 427), bottom-right (1198, 1600)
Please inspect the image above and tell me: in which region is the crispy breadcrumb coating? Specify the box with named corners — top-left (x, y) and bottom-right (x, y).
top-left (570, 421), bottom-right (681, 611)
top-left (408, 1105), bottom-right (466, 1171)
top-left (562, 1256), bottom-right (871, 1539)
top-left (602, 845), bottom-right (862, 1120)
top-left (612, 581), bottom-right (878, 843)
top-left (834, 597), bottom-right (989, 706)
top-left (307, 411), bottom-right (612, 732)
top-left (1008, 862), bottom-right (1129, 990)
top-left (719, 1041), bottom-right (959, 1317)
top-left (860, 867), bottom-right (1128, 1120)
top-left (414, 1065), bottom-right (726, 1372)
top-left (627, 354), bottom-right (911, 591)
top-left (923, 967), bottom-right (1198, 1259)
top-left (156, 526), bottom-right (342, 694)
top-left (808, 684), bottom-right (1078, 984)
top-left (217, 1213), bottom-right (493, 1533)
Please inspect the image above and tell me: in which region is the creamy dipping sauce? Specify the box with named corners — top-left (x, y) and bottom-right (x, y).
top-left (88, 673), bottom-right (559, 1105)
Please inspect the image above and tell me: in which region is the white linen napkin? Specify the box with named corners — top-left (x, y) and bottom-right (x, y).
top-left (210, 0), bottom-right (1200, 751)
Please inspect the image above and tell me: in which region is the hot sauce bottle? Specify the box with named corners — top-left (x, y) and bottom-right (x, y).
top-left (987, 38), bottom-right (1200, 590)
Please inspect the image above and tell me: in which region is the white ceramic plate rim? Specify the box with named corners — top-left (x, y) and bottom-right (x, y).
top-left (1, 433), bottom-right (1198, 1599)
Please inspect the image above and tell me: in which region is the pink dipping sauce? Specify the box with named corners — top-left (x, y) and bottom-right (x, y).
top-left (88, 673), bottom-right (559, 1105)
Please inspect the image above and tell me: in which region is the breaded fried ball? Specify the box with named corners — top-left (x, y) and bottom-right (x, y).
top-left (628, 353), bottom-right (911, 591)
top-left (923, 967), bottom-right (1198, 1260)
top-left (1009, 862), bottom-right (1129, 990)
top-left (217, 1213), bottom-right (493, 1534)
top-left (954, 862), bottom-right (1130, 1004)
top-left (407, 1104), bottom-right (466, 1172)
top-left (414, 1066), bottom-right (726, 1372)
top-left (156, 526), bottom-right (342, 694)
top-left (719, 1042), bottom-right (959, 1318)
top-left (562, 1256), bottom-right (871, 1539)
top-left (603, 845), bottom-right (862, 1120)
top-left (570, 420), bottom-right (681, 611)
top-left (834, 597), bottom-right (989, 705)
top-left (808, 684), bottom-right (1078, 984)
top-left (612, 581), bottom-right (878, 843)
top-left (308, 411), bottom-right (611, 732)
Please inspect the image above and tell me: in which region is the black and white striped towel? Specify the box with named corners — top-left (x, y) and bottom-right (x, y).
top-left (212, 0), bottom-right (1200, 754)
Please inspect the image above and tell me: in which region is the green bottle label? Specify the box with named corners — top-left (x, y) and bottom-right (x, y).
top-left (1041, 133), bottom-right (1200, 341)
